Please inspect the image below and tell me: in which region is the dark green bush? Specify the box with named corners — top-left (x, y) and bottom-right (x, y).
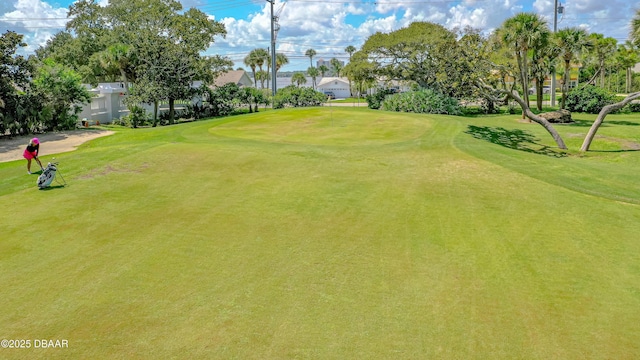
top-left (366, 89), bottom-right (395, 109)
top-left (381, 89), bottom-right (462, 115)
top-left (273, 85), bottom-right (326, 109)
top-left (122, 105), bottom-right (149, 128)
top-left (565, 85), bottom-right (616, 114)
top-left (623, 102), bottom-right (640, 113)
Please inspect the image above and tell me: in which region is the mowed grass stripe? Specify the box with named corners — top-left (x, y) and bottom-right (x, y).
top-left (1, 108), bottom-right (639, 359)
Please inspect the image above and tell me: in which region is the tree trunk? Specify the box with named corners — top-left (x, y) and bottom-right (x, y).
top-left (477, 80), bottom-right (568, 150)
top-left (536, 79), bottom-right (543, 111)
top-left (580, 92), bottom-right (640, 151)
top-left (599, 59), bottom-right (605, 87)
top-left (168, 98), bottom-right (175, 124)
top-left (518, 52), bottom-right (529, 119)
top-left (562, 59), bottom-right (570, 109)
top-left (153, 101), bottom-right (159, 127)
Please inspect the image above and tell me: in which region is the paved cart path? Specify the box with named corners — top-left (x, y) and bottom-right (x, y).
top-left (0, 130), bottom-right (114, 163)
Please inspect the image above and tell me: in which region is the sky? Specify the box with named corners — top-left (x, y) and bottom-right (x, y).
top-left (1, 0), bottom-right (638, 71)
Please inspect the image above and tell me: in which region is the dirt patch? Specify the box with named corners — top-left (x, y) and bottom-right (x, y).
top-left (77, 163), bottom-right (149, 180)
top-left (0, 129), bottom-right (114, 163)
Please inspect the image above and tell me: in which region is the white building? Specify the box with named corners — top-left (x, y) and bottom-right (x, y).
top-left (317, 77), bottom-right (351, 99)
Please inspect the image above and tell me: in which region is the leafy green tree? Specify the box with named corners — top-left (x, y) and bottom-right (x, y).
top-left (0, 31), bottom-right (35, 135)
top-left (239, 87), bottom-right (269, 112)
top-left (361, 22), bottom-right (460, 96)
top-left (555, 27), bottom-right (589, 108)
top-left (61, 0), bottom-right (227, 124)
top-left (305, 48), bottom-right (316, 67)
top-left (32, 59), bottom-right (93, 131)
top-left (342, 51), bottom-right (376, 98)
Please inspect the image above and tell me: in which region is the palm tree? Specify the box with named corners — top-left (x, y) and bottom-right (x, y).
top-left (345, 45), bottom-right (356, 61)
top-left (307, 66), bottom-right (319, 89)
top-left (305, 48), bottom-right (316, 67)
top-left (243, 52), bottom-right (259, 87)
top-left (97, 44), bottom-right (135, 89)
top-left (586, 33), bottom-right (617, 88)
top-left (275, 53), bottom-right (289, 74)
top-left (344, 46), bottom-right (357, 96)
top-left (555, 27), bottom-right (589, 108)
top-left (318, 64), bottom-right (329, 77)
top-left (112, 44), bottom-right (134, 86)
top-left (499, 13), bottom-right (550, 114)
top-left (631, 9), bottom-right (640, 46)
top-left (616, 42), bottom-right (639, 93)
top-left (330, 58), bottom-right (343, 77)
top-left (253, 48), bottom-right (270, 88)
top-left (291, 72), bottom-right (307, 87)
top-left (530, 34), bottom-right (557, 111)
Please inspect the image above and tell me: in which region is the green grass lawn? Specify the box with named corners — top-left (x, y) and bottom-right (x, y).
top-left (1, 107), bottom-right (639, 359)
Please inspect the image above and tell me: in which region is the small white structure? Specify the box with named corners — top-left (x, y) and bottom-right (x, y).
top-left (77, 83), bottom-right (128, 125)
top-left (317, 77), bottom-right (351, 99)
top-left (78, 81), bottom-right (203, 124)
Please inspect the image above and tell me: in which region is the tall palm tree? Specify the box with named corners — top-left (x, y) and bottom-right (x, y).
top-left (586, 33), bottom-right (617, 88)
top-left (305, 48), bottom-right (316, 67)
top-left (97, 44), bottom-right (135, 87)
top-left (330, 58), bottom-right (343, 77)
top-left (616, 41), bottom-right (639, 93)
top-left (344, 46), bottom-right (357, 96)
top-left (555, 27), bottom-right (589, 108)
top-left (631, 9), bottom-right (640, 47)
top-left (499, 13), bottom-right (550, 114)
top-left (345, 45), bottom-right (356, 61)
top-left (530, 34), bottom-right (557, 111)
top-left (275, 53), bottom-right (289, 74)
top-left (243, 52), bottom-right (259, 87)
top-left (307, 66), bottom-right (319, 89)
top-left (318, 64), bottom-right (329, 77)
top-left (243, 49), bottom-right (267, 88)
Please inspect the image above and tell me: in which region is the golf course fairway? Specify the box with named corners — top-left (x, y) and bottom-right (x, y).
top-left (1, 107), bottom-right (639, 359)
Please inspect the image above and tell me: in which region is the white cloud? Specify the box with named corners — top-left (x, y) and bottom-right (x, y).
top-left (3, 0), bottom-right (67, 30)
top-left (1, 0), bottom-right (67, 52)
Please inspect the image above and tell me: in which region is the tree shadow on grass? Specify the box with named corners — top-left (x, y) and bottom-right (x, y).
top-left (465, 125), bottom-right (567, 158)
top-left (562, 119), bottom-right (592, 127)
top-left (608, 120), bottom-right (640, 126)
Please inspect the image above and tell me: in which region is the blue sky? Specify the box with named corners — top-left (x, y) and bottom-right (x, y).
top-left (1, 0), bottom-right (638, 71)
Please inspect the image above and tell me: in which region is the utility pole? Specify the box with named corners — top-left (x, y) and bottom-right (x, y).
top-left (551, 0), bottom-right (558, 107)
top-left (268, 0), bottom-right (277, 97)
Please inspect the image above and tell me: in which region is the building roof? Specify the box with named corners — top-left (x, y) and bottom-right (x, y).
top-left (317, 77), bottom-right (349, 87)
top-left (213, 70), bottom-right (253, 87)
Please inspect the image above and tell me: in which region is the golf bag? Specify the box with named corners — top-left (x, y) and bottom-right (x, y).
top-left (37, 162), bottom-right (66, 189)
